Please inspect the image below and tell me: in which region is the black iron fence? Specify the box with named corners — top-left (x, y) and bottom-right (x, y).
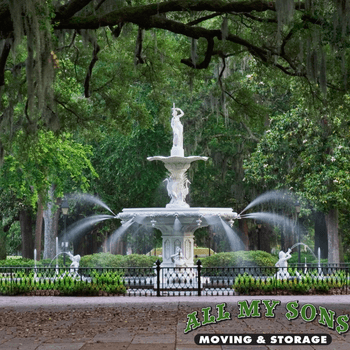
top-left (0, 260), bottom-right (349, 297)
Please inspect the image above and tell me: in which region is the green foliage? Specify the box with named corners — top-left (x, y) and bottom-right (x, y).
top-left (201, 250), bottom-right (277, 268)
top-left (0, 270), bottom-right (126, 296)
top-left (288, 251), bottom-right (327, 265)
top-left (0, 253), bottom-right (161, 268)
top-left (79, 253), bottom-right (123, 268)
top-left (79, 253), bottom-right (161, 268)
top-left (0, 227), bottom-right (6, 260)
top-left (233, 272), bottom-right (348, 295)
top-left (244, 108), bottom-right (350, 212)
top-left (0, 258), bottom-right (43, 267)
top-left (5, 222), bottom-right (21, 256)
top-left (0, 130), bottom-right (97, 207)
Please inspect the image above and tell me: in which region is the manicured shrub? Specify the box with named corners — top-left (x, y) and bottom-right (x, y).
top-left (0, 258), bottom-right (44, 267)
top-left (119, 254), bottom-right (160, 268)
top-left (201, 250), bottom-right (277, 268)
top-left (79, 253), bottom-right (161, 268)
top-left (80, 253), bottom-right (124, 268)
top-left (0, 270), bottom-right (127, 296)
top-left (233, 272), bottom-right (348, 296)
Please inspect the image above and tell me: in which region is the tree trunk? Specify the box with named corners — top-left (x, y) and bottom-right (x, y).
top-left (314, 211), bottom-right (328, 259)
top-left (324, 208), bottom-right (339, 264)
top-left (43, 185), bottom-right (60, 260)
top-left (260, 226), bottom-right (271, 253)
top-left (19, 207), bottom-right (34, 259)
top-left (0, 224), bottom-right (6, 260)
top-left (238, 215), bottom-right (249, 250)
top-left (34, 196), bottom-right (44, 260)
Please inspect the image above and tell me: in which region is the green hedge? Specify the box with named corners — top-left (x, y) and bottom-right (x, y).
top-left (233, 270), bottom-right (347, 295)
top-left (79, 253), bottom-right (161, 268)
top-left (0, 253), bottom-right (162, 268)
top-left (0, 270), bottom-right (126, 296)
top-left (0, 258), bottom-right (43, 267)
top-left (2, 251), bottom-right (277, 269)
top-left (200, 250), bottom-right (278, 268)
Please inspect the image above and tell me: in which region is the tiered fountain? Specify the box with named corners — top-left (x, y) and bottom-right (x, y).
top-left (117, 104), bottom-right (240, 267)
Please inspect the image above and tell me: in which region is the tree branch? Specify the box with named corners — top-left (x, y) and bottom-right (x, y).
top-left (241, 12), bottom-right (277, 23)
top-left (95, 0), bottom-right (108, 12)
top-left (84, 42), bottom-right (100, 98)
top-left (134, 27), bottom-right (144, 65)
top-left (181, 36), bottom-right (214, 69)
top-left (55, 0), bottom-right (280, 30)
top-left (54, 98), bottom-right (83, 121)
top-left (57, 30), bottom-right (77, 51)
top-left (240, 121), bottom-right (260, 142)
top-left (0, 38), bottom-right (11, 86)
top-left (187, 12), bottom-right (222, 26)
top-left (55, 0), bottom-right (93, 21)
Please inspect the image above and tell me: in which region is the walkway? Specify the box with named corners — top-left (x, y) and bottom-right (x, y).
top-left (0, 295), bottom-right (349, 349)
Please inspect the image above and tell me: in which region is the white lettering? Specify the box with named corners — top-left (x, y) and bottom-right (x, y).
top-left (233, 336), bottom-right (242, 343)
top-left (211, 336), bottom-right (220, 344)
top-left (294, 336), bottom-right (301, 343)
top-left (243, 336), bottom-right (252, 344)
top-left (302, 336), bottom-right (311, 344)
top-left (284, 336), bottom-right (293, 344)
top-left (311, 336), bottom-right (320, 344)
top-left (199, 336), bottom-right (210, 344)
top-left (220, 336), bottom-right (229, 343)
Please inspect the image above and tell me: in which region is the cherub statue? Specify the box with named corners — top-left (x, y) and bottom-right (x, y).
top-left (171, 247), bottom-right (187, 268)
top-left (66, 252), bottom-right (81, 274)
top-left (275, 248), bottom-right (292, 280)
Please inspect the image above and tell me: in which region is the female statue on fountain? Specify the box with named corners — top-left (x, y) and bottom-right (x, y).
top-left (171, 104), bottom-right (184, 156)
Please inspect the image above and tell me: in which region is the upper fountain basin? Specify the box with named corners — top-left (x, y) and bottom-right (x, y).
top-left (147, 155), bottom-right (208, 164)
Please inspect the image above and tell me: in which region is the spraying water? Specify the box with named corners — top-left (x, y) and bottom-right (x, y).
top-left (68, 193), bottom-right (116, 216)
top-left (290, 242), bottom-right (317, 260)
top-left (219, 217), bottom-right (245, 251)
top-left (49, 251), bottom-right (73, 267)
top-left (66, 214), bottom-right (115, 241)
top-left (133, 215), bottom-right (147, 225)
top-left (240, 190), bottom-right (295, 214)
top-left (107, 219), bottom-right (134, 246)
top-left (242, 212), bottom-right (300, 238)
top-left (204, 215), bottom-right (221, 226)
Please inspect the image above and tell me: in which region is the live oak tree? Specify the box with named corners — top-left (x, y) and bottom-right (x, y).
top-left (2, 0), bottom-right (350, 259)
top-left (2, 0), bottom-right (350, 154)
top-left (0, 130), bottom-right (97, 259)
top-left (244, 107), bottom-right (350, 263)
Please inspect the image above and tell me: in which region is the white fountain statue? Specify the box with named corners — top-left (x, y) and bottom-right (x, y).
top-left (117, 104), bottom-right (239, 268)
top-left (66, 252), bottom-right (81, 275)
top-left (275, 248), bottom-right (292, 280)
top-left (171, 104), bottom-right (184, 157)
top-left (171, 247), bottom-right (187, 268)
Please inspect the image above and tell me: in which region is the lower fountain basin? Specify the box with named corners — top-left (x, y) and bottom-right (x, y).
top-left (117, 207), bottom-right (239, 267)
top-left (117, 207), bottom-right (238, 225)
